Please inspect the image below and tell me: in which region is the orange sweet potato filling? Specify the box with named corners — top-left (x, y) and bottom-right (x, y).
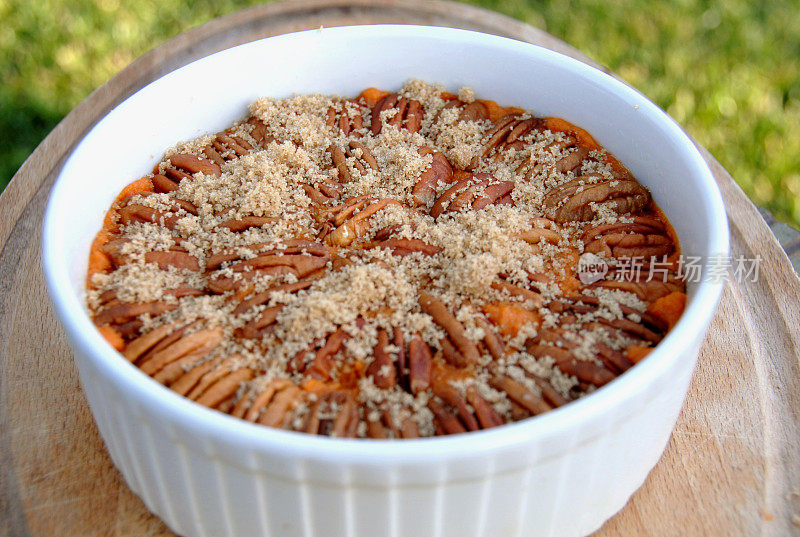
top-left (88, 176), bottom-right (153, 278)
top-left (625, 345), bottom-right (652, 364)
top-left (647, 291), bottom-right (687, 330)
top-left (483, 303), bottom-right (541, 338)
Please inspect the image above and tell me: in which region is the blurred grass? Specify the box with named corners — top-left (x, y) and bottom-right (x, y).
top-left (1, 0), bottom-right (798, 227)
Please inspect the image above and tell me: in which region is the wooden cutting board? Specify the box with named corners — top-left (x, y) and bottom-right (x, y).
top-left (2, 1), bottom-right (799, 535)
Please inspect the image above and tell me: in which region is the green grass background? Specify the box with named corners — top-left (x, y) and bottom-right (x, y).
top-left (2, 0), bottom-right (798, 227)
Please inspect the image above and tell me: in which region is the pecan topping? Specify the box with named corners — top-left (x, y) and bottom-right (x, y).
top-left (93, 300), bottom-right (177, 326)
top-left (258, 385), bottom-right (303, 428)
top-left (169, 154), bottom-right (221, 177)
top-left (543, 174), bottom-right (651, 223)
top-left (326, 198), bottom-right (401, 247)
top-left (412, 148), bottom-right (454, 207)
top-left (518, 218), bottom-right (562, 246)
top-left (428, 399), bottom-right (467, 435)
top-left (372, 238), bottom-right (442, 257)
top-left (418, 292), bottom-right (480, 365)
top-left (458, 101), bottom-right (490, 122)
top-left (326, 99), bottom-right (366, 136)
top-left (138, 327), bottom-right (224, 377)
top-left (489, 375), bottom-right (552, 415)
top-left (483, 114), bottom-right (544, 157)
top-left (430, 173), bottom-right (514, 218)
top-left (432, 382), bottom-right (479, 431)
top-left (208, 253), bottom-right (328, 293)
top-left (152, 174), bottom-right (179, 193)
top-left (582, 216), bottom-right (674, 259)
top-left (244, 117), bottom-right (276, 149)
top-left (328, 140), bottom-right (379, 183)
top-left (370, 93), bottom-right (424, 135)
top-left (366, 329), bottom-right (397, 389)
top-left (144, 251), bottom-right (200, 271)
top-left (407, 335), bottom-right (432, 394)
top-left (526, 341), bottom-right (615, 387)
top-left (218, 215), bottom-right (278, 232)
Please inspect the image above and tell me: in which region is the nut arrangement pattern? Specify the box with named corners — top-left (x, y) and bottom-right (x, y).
top-left (86, 79), bottom-right (686, 438)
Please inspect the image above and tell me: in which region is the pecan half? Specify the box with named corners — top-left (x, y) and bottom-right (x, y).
top-left (233, 277), bottom-right (319, 316)
top-left (590, 279), bottom-right (684, 302)
top-left (236, 305), bottom-right (283, 340)
top-left (122, 321), bottom-right (179, 362)
top-left (117, 204), bottom-right (185, 230)
top-left (518, 218), bottom-right (562, 246)
top-left (372, 238), bottom-right (442, 257)
top-left (326, 198), bottom-right (401, 247)
top-left (490, 280), bottom-right (544, 307)
top-left (366, 329), bottom-right (397, 389)
top-left (207, 239), bottom-right (329, 272)
top-left (258, 385), bottom-right (303, 428)
top-left (304, 391), bottom-right (359, 437)
top-left (208, 253), bottom-right (328, 293)
top-left (152, 174), bottom-right (179, 193)
top-left (483, 114), bottom-right (544, 157)
top-left (211, 131), bottom-right (253, 160)
top-left (582, 216), bottom-right (673, 259)
top-left (326, 99), bottom-right (366, 136)
top-left (515, 135), bottom-right (580, 180)
top-left (476, 317), bottom-right (505, 360)
top-left (439, 337), bottom-right (468, 368)
top-left (244, 117), bottom-right (276, 149)
top-left (328, 140), bottom-right (379, 183)
top-left (549, 295), bottom-right (667, 337)
top-left (393, 327), bottom-right (408, 391)
top-left (465, 385), bottom-right (504, 428)
top-left (231, 379), bottom-right (293, 421)
top-left (458, 101), bottom-right (490, 122)
top-left (366, 405), bottom-right (418, 439)
top-left (144, 250), bottom-right (200, 271)
top-left (93, 300), bottom-right (177, 326)
top-left (218, 215), bottom-right (278, 232)
top-left (430, 173), bottom-right (513, 218)
top-left (428, 399), bottom-right (467, 435)
top-left (586, 232), bottom-right (673, 259)
top-left (432, 382), bottom-right (479, 431)
top-left (526, 342), bottom-right (615, 387)
top-left (418, 292), bottom-right (480, 365)
top-left (407, 334), bottom-right (432, 394)
top-left (168, 154), bottom-right (221, 177)
top-left (370, 94), bottom-right (424, 135)
top-left (138, 327), bottom-right (224, 377)
top-left (489, 375), bottom-right (552, 415)
top-left (543, 175), bottom-right (651, 223)
top-left (412, 148), bottom-right (454, 207)
top-left (306, 329), bottom-right (349, 380)
top-left (185, 361), bottom-right (255, 409)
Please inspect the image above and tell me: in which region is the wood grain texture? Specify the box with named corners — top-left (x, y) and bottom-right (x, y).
top-left (1, 1), bottom-right (799, 536)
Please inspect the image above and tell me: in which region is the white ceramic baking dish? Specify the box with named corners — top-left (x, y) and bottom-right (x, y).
top-left (42, 25), bottom-right (729, 537)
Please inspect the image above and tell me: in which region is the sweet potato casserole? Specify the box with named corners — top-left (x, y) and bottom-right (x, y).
top-left (86, 79), bottom-right (686, 438)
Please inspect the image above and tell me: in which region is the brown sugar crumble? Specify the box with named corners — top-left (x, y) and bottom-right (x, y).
top-left (86, 79), bottom-right (687, 439)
